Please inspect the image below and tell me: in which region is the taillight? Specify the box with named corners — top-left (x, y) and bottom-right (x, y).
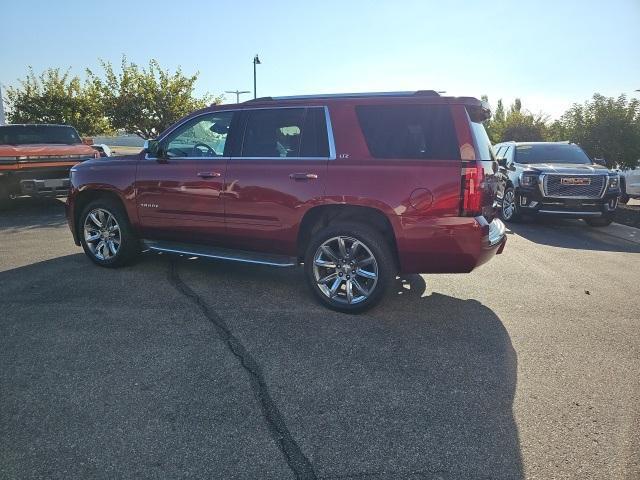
top-left (461, 161), bottom-right (484, 216)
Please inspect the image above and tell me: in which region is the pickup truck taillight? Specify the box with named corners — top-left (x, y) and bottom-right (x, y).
top-left (460, 161), bottom-right (484, 216)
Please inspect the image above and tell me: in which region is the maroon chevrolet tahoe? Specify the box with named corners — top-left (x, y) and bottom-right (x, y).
top-left (66, 91), bottom-right (506, 312)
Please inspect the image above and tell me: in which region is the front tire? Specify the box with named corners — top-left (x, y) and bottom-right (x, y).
top-left (79, 198), bottom-right (139, 267)
top-left (304, 223), bottom-right (395, 313)
top-left (585, 215), bottom-right (614, 227)
top-left (500, 187), bottom-right (521, 222)
top-left (0, 180), bottom-right (13, 211)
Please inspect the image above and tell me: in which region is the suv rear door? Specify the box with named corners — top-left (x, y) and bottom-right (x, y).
top-left (223, 106), bottom-right (332, 255)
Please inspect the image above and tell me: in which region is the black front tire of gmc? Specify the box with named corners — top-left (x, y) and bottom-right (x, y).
top-left (79, 198), bottom-right (140, 267)
top-left (500, 186), bottom-right (521, 222)
top-left (304, 222), bottom-right (395, 313)
top-left (584, 214), bottom-right (614, 227)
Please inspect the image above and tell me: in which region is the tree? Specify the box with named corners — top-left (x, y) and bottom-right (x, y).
top-left (4, 67), bottom-right (110, 136)
top-left (88, 58), bottom-right (221, 138)
top-left (483, 97), bottom-right (548, 143)
top-left (555, 94), bottom-right (640, 169)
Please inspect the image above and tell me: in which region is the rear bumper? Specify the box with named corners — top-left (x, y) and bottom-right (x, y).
top-left (396, 216), bottom-right (506, 274)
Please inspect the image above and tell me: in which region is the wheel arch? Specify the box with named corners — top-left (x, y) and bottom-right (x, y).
top-left (296, 204), bottom-right (399, 266)
top-left (74, 189), bottom-right (131, 241)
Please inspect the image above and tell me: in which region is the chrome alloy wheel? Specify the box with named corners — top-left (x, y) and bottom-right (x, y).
top-left (83, 208), bottom-right (121, 261)
top-left (502, 189), bottom-right (516, 220)
top-left (312, 236), bottom-right (379, 305)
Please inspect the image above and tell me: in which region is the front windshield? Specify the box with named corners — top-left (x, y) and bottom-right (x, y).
top-left (0, 125), bottom-right (82, 145)
top-left (515, 144), bottom-right (592, 165)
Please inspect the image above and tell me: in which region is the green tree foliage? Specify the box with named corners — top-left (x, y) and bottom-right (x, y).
top-left (4, 67), bottom-right (110, 136)
top-left (87, 58), bottom-right (221, 138)
top-left (555, 94), bottom-right (640, 169)
top-left (483, 97), bottom-right (548, 143)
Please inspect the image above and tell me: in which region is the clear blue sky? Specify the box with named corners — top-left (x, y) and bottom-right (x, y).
top-left (1, 0), bottom-right (638, 118)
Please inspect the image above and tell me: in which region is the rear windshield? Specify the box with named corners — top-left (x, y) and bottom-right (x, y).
top-left (355, 105), bottom-right (460, 160)
top-left (515, 144), bottom-right (592, 164)
top-left (0, 125), bottom-right (82, 145)
top-left (469, 119), bottom-right (494, 161)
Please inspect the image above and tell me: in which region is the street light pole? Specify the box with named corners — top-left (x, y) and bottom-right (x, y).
top-left (0, 85), bottom-right (5, 125)
top-left (253, 54), bottom-right (261, 99)
top-left (225, 90), bottom-right (251, 103)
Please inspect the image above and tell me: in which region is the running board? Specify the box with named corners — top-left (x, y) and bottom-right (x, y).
top-left (142, 240), bottom-right (298, 267)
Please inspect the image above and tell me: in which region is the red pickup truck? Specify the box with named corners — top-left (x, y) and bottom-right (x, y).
top-left (66, 91), bottom-right (506, 312)
top-left (0, 124), bottom-right (98, 208)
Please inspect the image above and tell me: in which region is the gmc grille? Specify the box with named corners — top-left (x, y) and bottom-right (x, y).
top-left (543, 174), bottom-right (606, 199)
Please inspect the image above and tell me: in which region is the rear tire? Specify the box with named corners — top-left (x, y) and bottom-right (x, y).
top-left (79, 198), bottom-right (139, 267)
top-left (304, 222), bottom-right (395, 313)
top-left (585, 215), bottom-right (614, 227)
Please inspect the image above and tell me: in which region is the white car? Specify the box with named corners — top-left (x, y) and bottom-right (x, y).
top-left (618, 163), bottom-right (640, 203)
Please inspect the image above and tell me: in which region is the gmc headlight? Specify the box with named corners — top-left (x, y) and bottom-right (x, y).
top-left (520, 173), bottom-right (538, 187)
top-left (608, 174), bottom-right (620, 189)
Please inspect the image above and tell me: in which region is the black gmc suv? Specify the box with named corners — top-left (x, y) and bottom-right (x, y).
top-left (494, 141), bottom-right (620, 227)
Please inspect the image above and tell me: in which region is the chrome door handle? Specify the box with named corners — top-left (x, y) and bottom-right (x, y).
top-left (197, 172), bottom-right (222, 178)
top-left (289, 173), bottom-right (318, 180)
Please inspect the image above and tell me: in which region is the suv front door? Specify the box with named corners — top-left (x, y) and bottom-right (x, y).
top-left (136, 110), bottom-right (237, 244)
top-left (224, 107), bottom-right (332, 255)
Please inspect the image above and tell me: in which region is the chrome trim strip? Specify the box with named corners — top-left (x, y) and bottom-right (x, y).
top-left (145, 243), bottom-right (297, 267)
top-left (144, 155), bottom-right (230, 161)
top-left (324, 105), bottom-right (337, 160)
top-left (537, 210), bottom-right (602, 216)
top-left (147, 106), bottom-right (335, 161)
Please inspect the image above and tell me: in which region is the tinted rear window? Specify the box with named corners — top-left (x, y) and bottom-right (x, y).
top-left (356, 105), bottom-right (460, 160)
top-left (469, 120), bottom-right (494, 161)
top-left (0, 125), bottom-right (82, 145)
top-left (515, 144), bottom-right (592, 164)
top-left (240, 107), bottom-right (329, 158)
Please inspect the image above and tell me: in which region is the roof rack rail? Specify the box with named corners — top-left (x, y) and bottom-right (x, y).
top-left (242, 90), bottom-right (441, 103)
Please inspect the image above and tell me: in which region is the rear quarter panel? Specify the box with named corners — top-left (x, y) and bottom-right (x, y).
top-left (325, 101), bottom-right (480, 273)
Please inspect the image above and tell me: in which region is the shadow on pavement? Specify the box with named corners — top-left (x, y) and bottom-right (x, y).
top-left (505, 216), bottom-right (640, 253)
top-left (1, 253), bottom-right (523, 479)
top-left (173, 257), bottom-right (524, 479)
top-left (0, 197), bottom-right (67, 231)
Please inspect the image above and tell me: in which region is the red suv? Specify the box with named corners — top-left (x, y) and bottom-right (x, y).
top-left (66, 91), bottom-right (506, 312)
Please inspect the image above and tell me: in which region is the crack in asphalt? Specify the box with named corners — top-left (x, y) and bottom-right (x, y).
top-left (168, 261), bottom-right (317, 480)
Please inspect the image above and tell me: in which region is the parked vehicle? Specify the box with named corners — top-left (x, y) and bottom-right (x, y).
top-left (0, 124), bottom-right (98, 208)
top-left (66, 91), bottom-right (506, 312)
top-left (494, 141), bottom-right (621, 227)
top-left (617, 162), bottom-right (640, 203)
top-left (91, 144), bottom-right (113, 158)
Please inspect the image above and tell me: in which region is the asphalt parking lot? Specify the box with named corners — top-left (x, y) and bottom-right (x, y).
top-left (1, 198), bottom-right (639, 480)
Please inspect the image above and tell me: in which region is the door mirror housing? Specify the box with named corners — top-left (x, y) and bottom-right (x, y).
top-left (593, 158), bottom-right (607, 167)
top-left (497, 157), bottom-right (507, 168)
top-left (144, 139), bottom-right (158, 155)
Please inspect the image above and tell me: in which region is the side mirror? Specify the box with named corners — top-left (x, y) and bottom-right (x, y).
top-left (144, 139), bottom-right (165, 160)
top-left (594, 158), bottom-right (607, 167)
top-left (497, 157), bottom-right (507, 168)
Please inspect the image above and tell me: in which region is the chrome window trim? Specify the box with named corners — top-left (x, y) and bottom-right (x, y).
top-left (324, 105), bottom-right (337, 160)
top-left (146, 106), bottom-right (336, 161)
